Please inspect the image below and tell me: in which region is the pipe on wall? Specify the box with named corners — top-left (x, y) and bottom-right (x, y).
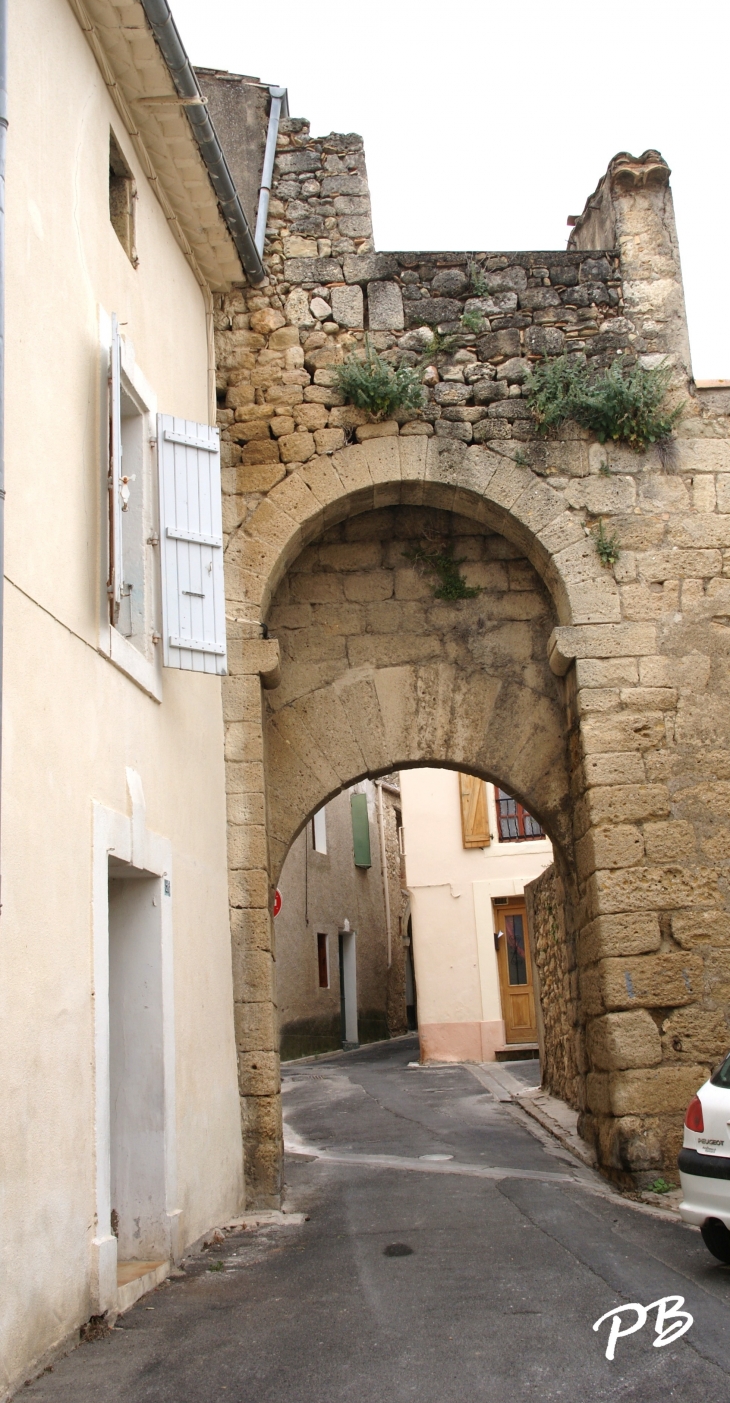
top-left (255, 87), bottom-right (287, 256)
top-left (375, 782), bottom-right (393, 970)
top-left (140, 0), bottom-right (265, 285)
top-left (0, 0), bottom-right (7, 915)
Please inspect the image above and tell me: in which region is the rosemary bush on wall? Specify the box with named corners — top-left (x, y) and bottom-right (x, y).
top-left (526, 354), bottom-right (683, 450)
top-left (405, 542), bottom-right (481, 601)
top-left (333, 337), bottom-right (424, 420)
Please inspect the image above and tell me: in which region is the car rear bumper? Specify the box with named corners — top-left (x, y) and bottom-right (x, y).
top-left (678, 1148), bottom-right (730, 1228)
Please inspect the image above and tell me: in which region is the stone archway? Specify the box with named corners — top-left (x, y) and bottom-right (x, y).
top-left (219, 149), bottom-right (730, 1207)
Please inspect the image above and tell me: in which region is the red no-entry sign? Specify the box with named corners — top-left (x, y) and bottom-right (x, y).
top-left (273, 889), bottom-right (282, 918)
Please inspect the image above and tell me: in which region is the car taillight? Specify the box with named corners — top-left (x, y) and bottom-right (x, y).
top-left (685, 1095), bottom-right (704, 1132)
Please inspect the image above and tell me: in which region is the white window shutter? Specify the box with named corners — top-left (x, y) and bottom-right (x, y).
top-left (107, 313), bottom-right (123, 615)
top-left (157, 415), bottom-right (227, 676)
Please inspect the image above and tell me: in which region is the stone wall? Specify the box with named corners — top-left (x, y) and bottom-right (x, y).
top-left (215, 118), bottom-right (730, 1200)
top-left (525, 863), bottom-right (580, 1109)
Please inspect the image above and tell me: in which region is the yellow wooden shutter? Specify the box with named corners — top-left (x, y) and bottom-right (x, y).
top-left (459, 773), bottom-right (491, 848)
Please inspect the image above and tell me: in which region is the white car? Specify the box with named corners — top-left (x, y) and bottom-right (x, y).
top-left (678, 1055), bottom-right (730, 1262)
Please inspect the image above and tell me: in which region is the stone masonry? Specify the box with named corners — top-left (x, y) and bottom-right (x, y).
top-left (216, 121), bottom-right (730, 1199)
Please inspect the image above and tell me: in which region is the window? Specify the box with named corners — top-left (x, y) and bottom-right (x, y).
top-left (350, 792), bottom-right (371, 868)
top-left (496, 789), bottom-right (544, 842)
top-left (312, 807), bottom-right (327, 854)
top-left (504, 912), bottom-right (528, 985)
top-left (109, 131), bottom-right (138, 266)
top-left (317, 933), bottom-right (329, 989)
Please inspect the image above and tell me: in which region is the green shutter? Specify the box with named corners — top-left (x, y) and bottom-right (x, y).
top-left (350, 793), bottom-right (372, 868)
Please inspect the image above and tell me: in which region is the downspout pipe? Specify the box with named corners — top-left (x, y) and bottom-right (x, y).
top-left (140, 0), bottom-right (265, 285)
top-left (375, 782), bottom-right (393, 970)
top-left (255, 87), bottom-right (287, 256)
top-left (0, 0), bottom-right (7, 915)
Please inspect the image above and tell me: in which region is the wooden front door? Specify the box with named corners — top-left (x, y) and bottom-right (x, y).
top-left (494, 899), bottom-right (537, 1044)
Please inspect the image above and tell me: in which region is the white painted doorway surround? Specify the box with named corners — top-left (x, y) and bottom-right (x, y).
top-left (90, 768), bottom-right (180, 1315)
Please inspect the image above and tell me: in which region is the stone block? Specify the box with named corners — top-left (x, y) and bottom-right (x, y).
top-left (595, 1114), bottom-right (663, 1174)
top-left (229, 868), bottom-right (269, 910)
top-left (278, 432), bottom-right (316, 464)
top-left (579, 913), bottom-right (661, 965)
top-left (284, 257), bottom-right (344, 284)
top-left (671, 908), bottom-right (730, 948)
top-left (368, 281), bottom-right (405, 331)
top-left (600, 952), bottom-right (704, 1010)
top-left (339, 215), bottom-right (372, 238)
top-left (320, 174), bottom-right (369, 197)
top-left (661, 1006), bottom-right (729, 1062)
top-left (587, 1010), bottom-right (661, 1071)
top-left (237, 1051), bottom-right (280, 1098)
top-left (343, 571), bottom-right (394, 602)
top-left (343, 253), bottom-right (399, 283)
top-left (331, 284), bottom-right (364, 327)
top-left (405, 298), bottom-right (463, 328)
top-left (242, 439), bottom-right (281, 466)
top-left (576, 824), bottom-right (644, 877)
top-left (594, 865), bottom-right (720, 917)
top-left (293, 403), bottom-right (328, 430)
top-left (608, 1065), bottom-right (709, 1116)
top-left (643, 821), bottom-right (696, 863)
top-left (355, 421), bottom-right (399, 441)
top-left (285, 288), bottom-right (311, 326)
top-left (314, 427), bottom-right (346, 454)
top-left (249, 308), bottom-right (286, 335)
top-left (234, 1000), bottom-right (278, 1054)
top-left (584, 784), bottom-right (669, 826)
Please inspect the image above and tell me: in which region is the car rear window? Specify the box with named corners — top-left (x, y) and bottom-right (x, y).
top-left (711, 1053), bottom-right (730, 1088)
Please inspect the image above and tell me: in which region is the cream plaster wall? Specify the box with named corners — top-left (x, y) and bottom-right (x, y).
top-left (400, 768), bottom-right (553, 1062)
top-left (0, 3), bottom-right (242, 1394)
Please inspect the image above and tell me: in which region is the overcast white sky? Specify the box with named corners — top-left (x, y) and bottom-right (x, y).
top-left (171, 0), bottom-right (729, 379)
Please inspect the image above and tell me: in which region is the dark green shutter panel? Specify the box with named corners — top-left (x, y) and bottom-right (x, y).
top-left (350, 793), bottom-right (372, 867)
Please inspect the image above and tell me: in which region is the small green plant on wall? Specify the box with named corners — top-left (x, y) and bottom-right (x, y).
top-left (405, 541), bottom-right (481, 601)
top-left (333, 337), bottom-right (424, 420)
top-left (595, 518), bottom-right (621, 568)
top-left (526, 354), bottom-right (683, 450)
top-left (461, 308), bottom-right (486, 335)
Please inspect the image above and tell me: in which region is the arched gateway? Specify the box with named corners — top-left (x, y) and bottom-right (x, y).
top-left (217, 142), bottom-right (730, 1205)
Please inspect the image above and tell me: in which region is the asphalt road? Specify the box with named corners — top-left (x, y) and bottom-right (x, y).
top-left (24, 1036), bottom-right (730, 1402)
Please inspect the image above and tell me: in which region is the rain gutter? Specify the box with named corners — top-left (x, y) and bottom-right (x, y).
top-left (140, 0), bottom-right (265, 285)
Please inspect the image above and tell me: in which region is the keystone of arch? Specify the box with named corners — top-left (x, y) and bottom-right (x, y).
top-left (225, 436), bottom-right (620, 635)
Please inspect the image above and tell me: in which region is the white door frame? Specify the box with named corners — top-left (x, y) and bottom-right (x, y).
top-left (90, 768), bottom-right (179, 1313)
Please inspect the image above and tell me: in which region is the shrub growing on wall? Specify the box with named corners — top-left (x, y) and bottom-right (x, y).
top-left (526, 354), bottom-right (682, 450)
top-left (334, 338), bottom-right (424, 420)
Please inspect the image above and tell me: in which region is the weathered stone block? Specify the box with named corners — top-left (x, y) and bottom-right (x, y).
top-left (234, 1000), bottom-right (278, 1054)
top-left (331, 284), bottom-right (363, 327)
top-left (587, 1010), bottom-right (661, 1071)
top-left (594, 866), bottom-right (720, 917)
top-left (608, 1065), bottom-right (709, 1116)
top-left (284, 257), bottom-right (344, 284)
top-left (368, 281), bottom-right (405, 331)
top-left (577, 911), bottom-right (658, 969)
top-left (600, 953), bottom-right (704, 1010)
top-left (242, 439), bottom-right (281, 466)
top-left (278, 431), bottom-right (316, 464)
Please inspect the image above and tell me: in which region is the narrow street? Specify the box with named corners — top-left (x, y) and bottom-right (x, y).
top-left (26, 1038), bottom-right (730, 1402)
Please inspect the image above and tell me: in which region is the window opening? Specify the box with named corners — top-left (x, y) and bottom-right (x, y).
top-left (496, 788), bottom-right (544, 842)
top-left (504, 913), bottom-right (528, 986)
top-left (317, 932), bottom-right (329, 989)
top-left (109, 131), bottom-right (138, 266)
top-left (312, 807), bottom-right (327, 854)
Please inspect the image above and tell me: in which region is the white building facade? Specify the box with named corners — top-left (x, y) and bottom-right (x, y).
top-left (1, 2), bottom-right (265, 1392)
top-left (400, 768), bottom-right (554, 1064)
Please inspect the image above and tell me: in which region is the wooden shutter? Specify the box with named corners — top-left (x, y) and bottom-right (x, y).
top-left (459, 773), bottom-right (491, 848)
top-left (107, 313), bottom-right (123, 618)
top-left (157, 414), bottom-right (227, 675)
top-left (350, 793), bottom-right (372, 868)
